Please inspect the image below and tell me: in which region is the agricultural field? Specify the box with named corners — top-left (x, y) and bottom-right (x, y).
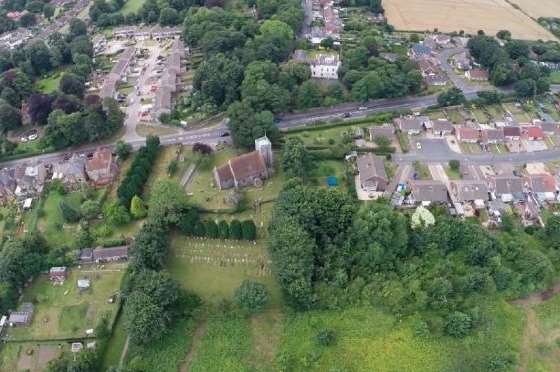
top-left (168, 235), bottom-right (282, 305)
top-left (383, 0), bottom-right (556, 41)
top-left (277, 302), bottom-right (523, 372)
top-left (509, 0), bottom-right (560, 19)
top-left (6, 264), bottom-right (125, 341)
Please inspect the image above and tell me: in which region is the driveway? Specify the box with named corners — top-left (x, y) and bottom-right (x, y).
top-left (437, 48), bottom-right (491, 94)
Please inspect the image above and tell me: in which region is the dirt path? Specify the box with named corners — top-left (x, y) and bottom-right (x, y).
top-left (179, 320), bottom-right (207, 372)
top-left (517, 308), bottom-right (539, 372)
top-left (119, 336), bottom-right (130, 368)
top-left (511, 283), bottom-right (560, 307)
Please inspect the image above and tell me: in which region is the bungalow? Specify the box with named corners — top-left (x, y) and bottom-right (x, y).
top-left (503, 126), bottom-right (521, 141)
top-left (524, 126), bottom-right (545, 141)
top-left (538, 122), bottom-right (560, 136)
top-left (452, 52), bottom-right (472, 71)
top-left (493, 176), bottom-right (524, 203)
top-left (394, 116), bottom-right (430, 135)
top-left (356, 153), bottom-right (388, 194)
top-left (409, 180), bottom-right (448, 204)
top-left (432, 119), bottom-right (454, 136)
top-left (481, 128), bottom-right (505, 144)
top-left (93, 246), bottom-right (129, 263)
top-left (49, 267), bottom-right (67, 283)
top-left (368, 125), bottom-right (395, 142)
top-left (465, 68), bottom-right (489, 81)
top-left (8, 303), bottom-right (33, 327)
top-left (527, 174), bottom-right (557, 202)
top-left (417, 59), bottom-right (447, 86)
top-left (457, 127), bottom-right (479, 143)
top-left (449, 180), bottom-right (489, 209)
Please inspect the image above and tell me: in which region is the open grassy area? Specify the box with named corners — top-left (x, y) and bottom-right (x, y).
top-left (136, 124), bottom-right (179, 137)
top-left (525, 295), bottom-right (560, 371)
top-left (189, 315), bottom-right (252, 372)
top-left (35, 72), bottom-right (62, 94)
top-left (445, 108), bottom-right (466, 124)
top-left (168, 235), bottom-right (282, 306)
top-left (119, 0), bottom-right (146, 15)
top-left (444, 166), bottom-right (461, 180)
top-left (471, 108), bottom-right (488, 123)
top-left (36, 191), bottom-right (81, 247)
top-left (460, 142), bottom-right (482, 154)
top-left (287, 126), bottom-right (358, 147)
top-left (6, 264), bottom-right (126, 341)
top-left (486, 104), bottom-right (506, 121)
top-left (101, 310), bottom-right (128, 371)
top-left (503, 102), bottom-right (532, 123)
top-left (550, 71), bottom-right (560, 84)
top-left (0, 341), bottom-right (64, 372)
top-left (278, 301), bottom-right (523, 371)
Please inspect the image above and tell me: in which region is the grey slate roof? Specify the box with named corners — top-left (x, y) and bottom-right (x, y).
top-left (410, 180), bottom-right (448, 202)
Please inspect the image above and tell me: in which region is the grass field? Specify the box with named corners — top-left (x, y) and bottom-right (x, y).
top-left (119, 0), bottom-right (145, 15)
top-left (168, 235), bottom-right (282, 306)
top-left (0, 342), bottom-right (64, 372)
top-left (503, 102), bottom-right (533, 123)
top-left (7, 264), bottom-right (126, 341)
top-left (36, 72), bottom-right (62, 93)
top-left (278, 302), bottom-right (523, 372)
top-left (287, 126), bottom-right (358, 147)
top-left (524, 296), bottom-right (560, 371)
top-left (101, 310), bottom-right (128, 371)
top-left (383, 0), bottom-right (556, 41)
top-left (36, 191), bottom-right (83, 247)
top-left (509, 0), bottom-right (560, 18)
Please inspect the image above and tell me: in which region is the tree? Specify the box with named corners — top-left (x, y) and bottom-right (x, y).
top-left (193, 142), bottom-right (213, 155)
top-left (514, 79), bottom-right (537, 98)
top-left (449, 160), bottom-right (460, 171)
top-left (148, 180), bottom-right (190, 226)
top-left (59, 200), bottom-right (80, 223)
top-left (130, 195), bottom-right (148, 219)
top-left (229, 219), bottom-right (242, 239)
top-left (60, 73), bottom-right (85, 98)
top-left (227, 101), bottom-right (279, 149)
top-left (204, 220), bottom-right (218, 239)
top-left (506, 40), bottom-right (530, 60)
top-left (81, 200), bottom-right (100, 220)
top-left (218, 220), bottom-right (230, 239)
top-left (234, 280), bottom-right (269, 314)
top-left (496, 30), bottom-right (511, 40)
top-left (369, 0), bottom-right (383, 13)
top-left (26, 41), bottom-right (52, 75)
top-left (125, 291), bottom-right (169, 345)
top-left (241, 220), bottom-right (257, 240)
top-left (282, 137), bottom-right (312, 179)
top-left (159, 7), bottom-right (179, 25)
top-left (0, 104), bottom-right (22, 132)
top-left (27, 93), bottom-right (53, 125)
top-left (167, 160), bottom-right (178, 176)
top-left (437, 88), bottom-right (465, 107)
top-left (69, 18), bottom-right (88, 38)
top-left (320, 37), bottom-right (334, 49)
top-left (103, 201), bottom-right (131, 226)
top-left (116, 140), bottom-right (132, 160)
top-left (445, 311), bottom-right (472, 338)
top-left (19, 13), bottom-right (36, 27)
top-left (297, 80), bottom-right (322, 109)
top-left (374, 135), bottom-right (391, 149)
top-left (43, 4), bottom-right (55, 19)
top-left (131, 222), bottom-right (170, 271)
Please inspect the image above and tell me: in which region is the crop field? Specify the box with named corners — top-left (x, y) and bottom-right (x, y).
top-left (6, 264), bottom-right (126, 341)
top-left (383, 0), bottom-right (556, 41)
top-left (509, 0), bottom-right (560, 19)
top-left (168, 235), bottom-right (282, 305)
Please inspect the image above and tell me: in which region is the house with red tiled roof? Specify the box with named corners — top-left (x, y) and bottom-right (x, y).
top-left (214, 136), bottom-right (273, 190)
top-left (457, 127), bottom-right (479, 143)
top-left (524, 126), bottom-right (545, 140)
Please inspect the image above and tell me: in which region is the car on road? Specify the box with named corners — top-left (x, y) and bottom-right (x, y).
top-left (28, 134), bottom-right (38, 141)
top-left (416, 142), bottom-right (422, 150)
top-left (220, 131), bottom-right (230, 137)
top-left (358, 106), bottom-right (368, 111)
top-left (343, 112), bottom-right (351, 118)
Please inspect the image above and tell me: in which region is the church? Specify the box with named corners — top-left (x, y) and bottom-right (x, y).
top-left (213, 136), bottom-right (274, 190)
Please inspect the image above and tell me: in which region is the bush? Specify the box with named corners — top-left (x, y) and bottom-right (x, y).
top-left (315, 328), bottom-right (336, 346)
top-left (59, 200), bottom-right (80, 223)
top-left (218, 220), bottom-right (230, 239)
top-left (241, 220), bottom-right (257, 240)
top-left (234, 280), bottom-right (269, 314)
top-left (445, 311), bottom-right (473, 338)
top-left (204, 220), bottom-right (218, 239)
top-left (130, 195), bottom-right (148, 219)
top-left (229, 219), bottom-right (242, 240)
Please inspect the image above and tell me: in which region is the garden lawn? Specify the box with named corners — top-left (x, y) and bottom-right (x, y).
top-left (503, 103), bottom-right (532, 123)
top-left (445, 109), bottom-right (466, 124)
top-left (550, 71), bottom-right (560, 84)
top-left (309, 160), bottom-right (346, 188)
top-left (168, 235), bottom-right (282, 306)
top-left (287, 126), bottom-right (359, 147)
top-left (278, 302), bottom-right (523, 372)
top-left (35, 72), bottom-right (62, 93)
top-left (7, 264), bottom-right (126, 341)
top-left (0, 342), bottom-right (64, 372)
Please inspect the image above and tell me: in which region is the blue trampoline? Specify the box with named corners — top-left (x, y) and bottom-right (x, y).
top-left (327, 176), bottom-right (338, 187)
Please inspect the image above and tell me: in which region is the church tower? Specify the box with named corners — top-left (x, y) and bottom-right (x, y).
top-left (255, 136), bottom-right (273, 170)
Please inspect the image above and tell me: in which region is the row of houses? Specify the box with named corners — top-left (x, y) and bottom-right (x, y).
top-left (409, 43), bottom-right (447, 86)
top-left (100, 47), bottom-right (136, 99)
top-left (154, 38), bottom-right (185, 118)
top-left (308, 0), bottom-right (343, 45)
top-left (0, 148), bottom-right (116, 204)
top-left (112, 26), bottom-right (182, 40)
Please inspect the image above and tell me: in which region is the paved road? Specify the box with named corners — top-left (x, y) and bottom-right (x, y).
top-left (394, 138), bottom-right (560, 166)
top-left (437, 48), bottom-right (485, 94)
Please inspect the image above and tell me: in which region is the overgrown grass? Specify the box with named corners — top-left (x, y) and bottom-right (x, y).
top-left (119, 0), bottom-right (146, 15)
top-left (189, 315), bottom-right (252, 372)
top-left (36, 72), bottom-right (62, 93)
top-left (126, 316), bottom-right (198, 371)
top-left (101, 310), bottom-right (128, 370)
top-left (527, 295), bottom-right (560, 371)
top-left (278, 302), bottom-right (523, 372)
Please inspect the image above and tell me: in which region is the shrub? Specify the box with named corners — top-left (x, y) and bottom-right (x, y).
top-left (445, 311), bottom-right (473, 338)
top-left (218, 220), bottom-right (230, 239)
top-left (234, 280), bottom-right (269, 314)
top-left (315, 328), bottom-right (336, 346)
top-left (204, 220), bottom-right (218, 239)
top-left (59, 200), bottom-right (80, 223)
top-left (229, 219), bottom-right (242, 240)
top-left (241, 220), bottom-right (257, 240)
